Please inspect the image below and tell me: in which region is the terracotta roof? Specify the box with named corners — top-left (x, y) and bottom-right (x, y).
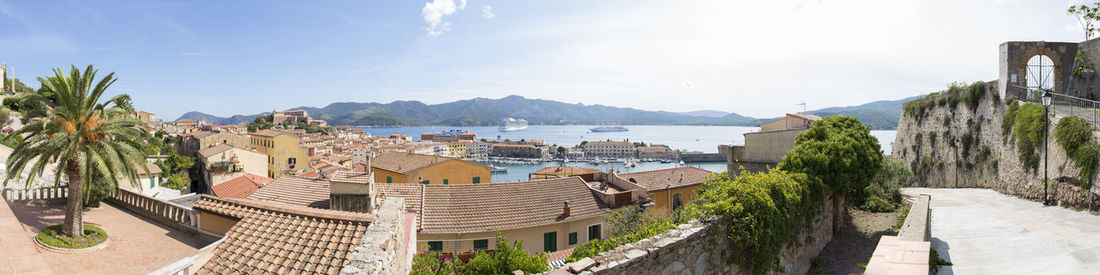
top-left (531, 166), bottom-right (600, 177)
top-left (242, 173), bottom-right (274, 185)
top-left (789, 112), bottom-right (822, 121)
top-left (546, 247), bottom-right (576, 262)
top-left (192, 195), bottom-right (371, 275)
top-left (137, 162), bottom-right (162, 176)
top-left (375, 183), bottom-right (423, 225)
top-left (329, 170), bottom-right (372, 185)
top-left (246, 176), bottom-right (331, 208)
top-left (371, 151), bottom-right (486, 174)
top-left (180, 130), bottom-right (208, 137)
top-left (416, 177), bottom-right (607, 234)
top-left (620, 167), bottom-right (714, 191)
top-left (197, 143), bottom-right (235, 159)
top-left (298, 170), bottom-right (319, 178)
top-left (211, 174), bottom-right (264, 199)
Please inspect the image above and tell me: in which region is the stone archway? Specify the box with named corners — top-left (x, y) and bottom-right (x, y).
top-left (1017, 45), bottom-right (1064, 98)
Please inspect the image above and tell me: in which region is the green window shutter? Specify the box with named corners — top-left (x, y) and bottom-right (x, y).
top-left (428, 241), bottom-right (443, 252)
top-left (473, 239), bottom-right (488, 251)
top-left (673, 193), bottom-right (683, 210)
top-left (472, 177), bottom-right (481, 184)
top-left (421, 180), bottom-right (430, 185)
top-left (569, 232), bottom-right (577, 245)
top-left (443, 179), bottom-right (449, 185)
top-left (386, 176), bottom-right (392, 183)
top-left (543, 232), bottom-right (557, 252)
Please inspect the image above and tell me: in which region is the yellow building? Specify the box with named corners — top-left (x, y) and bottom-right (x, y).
top-left (370, 151), bottom-right (490, 184)
top-left (377, 177), bottom-right (612, 256)
top-left (621, 167), bottom-right (715, 218)
top-left (249, 129), bottom-right (309, 178)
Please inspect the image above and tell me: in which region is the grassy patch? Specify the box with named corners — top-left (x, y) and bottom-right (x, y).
top-left (36, 224), bottom-right (108, 249)
top-left (891, 207), bottom-right (911, 232)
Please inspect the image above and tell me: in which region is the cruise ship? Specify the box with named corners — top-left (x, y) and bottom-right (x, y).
top-left (590, 126), bottom-right (628, 132)
top-left (499, 118), bottom-right (528, 131)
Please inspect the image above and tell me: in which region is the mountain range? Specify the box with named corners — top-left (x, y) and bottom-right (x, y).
top-left (176, 95), bottom-right (918, 130)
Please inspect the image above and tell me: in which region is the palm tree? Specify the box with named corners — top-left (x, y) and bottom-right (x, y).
top-left (3, 65), bottom-right (150, 237)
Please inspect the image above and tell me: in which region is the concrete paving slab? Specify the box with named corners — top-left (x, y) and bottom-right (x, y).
top-left (904, 188), bottom-right (1100, 275)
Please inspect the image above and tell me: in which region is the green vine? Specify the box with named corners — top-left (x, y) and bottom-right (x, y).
top-left (678, 170), bottom-right (825, 275)
top-left (1054, 116), bottom-right (1099, 189)
top-left (1012, 103), bottom-right (1047, 172)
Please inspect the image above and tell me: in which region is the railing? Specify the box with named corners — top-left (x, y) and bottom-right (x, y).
top-left (1, 185), bottom-right (68, 201)
top-left (108, 188), bottom-right (198, 229)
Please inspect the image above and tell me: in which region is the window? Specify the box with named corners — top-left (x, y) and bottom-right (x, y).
top-left (386, 176), bottom-right (392, 183)
top-left (472, 176), bottom-right (481, 184)
top-left (588, 224), bottom-right (602, 241)
top-left (288, 158), bottom-right (296, 169)
top-left (568, 232), bottom-right (578, 245)
top-left (672, 193), bottom-right (683, 210)
top-left (443, 179), bottom-right (449, 185)
top-left (543, 232), bottom-right (557, 252)
top-left (427, 241), bottom-right (443, 252)
top-left (149, 177), bottom-right (155, 189)
top-left (473, 239), bottom-right (489, 251)
top-left (421, 180), bottom-right (430, 184)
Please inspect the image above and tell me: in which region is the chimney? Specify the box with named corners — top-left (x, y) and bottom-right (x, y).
top-left (563, 201), bottom-right (571, 217)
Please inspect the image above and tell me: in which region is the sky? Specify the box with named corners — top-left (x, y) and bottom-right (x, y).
top-left (0, 0), bottom-right (1090, 120)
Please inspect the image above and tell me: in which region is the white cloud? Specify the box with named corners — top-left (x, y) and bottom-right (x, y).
top-left (482, 5), bottom-right (494, 19)
top-left (421, 0), bottom-right (466, 36)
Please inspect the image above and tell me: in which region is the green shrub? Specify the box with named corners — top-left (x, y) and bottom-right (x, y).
top-left (1003, 100), bottom-right (1020, 137)
top-left (36, 224), bottom-right (108, 249)
top-left (566, 216), bottom-right (676, 262)
top-left (860, 156), bottom-right (909, 213)
top-left (1013, 103), bottom-right (1047, 172)
top-left (961, 132), bottom-right (974, 159)
top-left (964, 82), bottom-right (987, 111)
top-left (680, 170), bottom-right (825, 275)
top-left (411, 233), bottom-right (549, 275)
top-left (1055, 116), bottom-right (1099, 189)
top-left (779, 116), bottom-right (883, 197)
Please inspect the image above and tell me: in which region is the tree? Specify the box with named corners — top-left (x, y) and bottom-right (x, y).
top-left (778, 116), bottom-right (883, 198)
top-left (461, 233), bottom-right (548, 274)
top-left (1069, 3), bottom-right (1100, 40)
top-left (3, 65), bottom-right (151, 237)
top-left (556, 146), bottom-right (567, 154)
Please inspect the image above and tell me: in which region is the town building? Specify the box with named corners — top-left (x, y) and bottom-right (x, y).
top-left (490, 143), bottom-right (546, 158)
top-left (621, 167), bottom-right (714, 218)
top-left (636, 144), bottom-right (678, 160)
top-left (250, 129), bottom-right (310, 178)
top-left (729, 113), bottom-right (821, 173)
top-left (582, 141), bottom-right (637, 157)
top-left (421, 130), bottom-right (476, 143)
top-left (135, 111), bottom-right (155, 124)
top-left (197, 144), bottom-right (269, 188)
top-left (370, 151), bottom-right (490, 184)
top-left (118, 162), bottom-right (176, 199)
top-left (180, 131), bottom-right (251, 157)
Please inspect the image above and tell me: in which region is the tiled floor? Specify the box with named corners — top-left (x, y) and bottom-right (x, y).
top-left (0, 197), bottom-right (51, 275)
top-left (5, 199), bottom-right (216, 275)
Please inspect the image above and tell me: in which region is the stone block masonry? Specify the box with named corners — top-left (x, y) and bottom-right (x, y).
top-left (555, 199), bottom-right (835, 275)
top-left (343, 197), bottom-right (413, 275)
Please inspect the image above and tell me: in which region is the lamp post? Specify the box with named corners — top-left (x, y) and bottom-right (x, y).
top-left (1042, 90), bottom-right (1053, 206)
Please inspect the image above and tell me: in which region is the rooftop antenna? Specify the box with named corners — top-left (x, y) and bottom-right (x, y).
top-left (796, 102), bottom-right (806, 113)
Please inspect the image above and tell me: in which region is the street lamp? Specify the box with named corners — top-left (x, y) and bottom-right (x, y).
top-left (1042, 90), bottom-right (1053, 206)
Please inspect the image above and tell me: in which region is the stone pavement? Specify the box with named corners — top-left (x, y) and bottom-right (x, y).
top-left (904, 188), bottom-right (1100, 274)
top-left (0, 196), bottom-right (51, 275)
top-left (6, 200), bottom-right (215, 275)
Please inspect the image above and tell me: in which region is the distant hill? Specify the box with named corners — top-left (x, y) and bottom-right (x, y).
top-left (678, 110), bottom-right (730, 118)
top-left (176, 95), bottom-right (917, 129)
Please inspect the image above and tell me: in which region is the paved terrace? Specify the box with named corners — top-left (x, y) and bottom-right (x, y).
top-left (2, 198), bottom-right (216, 275)
top-left (904, 188), bottom-right (1100, 274)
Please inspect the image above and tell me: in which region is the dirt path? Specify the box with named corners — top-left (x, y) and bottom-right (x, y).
top-left (807, 201), bottom-right (909, 275)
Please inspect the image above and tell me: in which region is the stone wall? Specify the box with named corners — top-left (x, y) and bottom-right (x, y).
top-left (556, 199), bottom-right (835, 275)
top-left (343, 197), bottom-right (412, 275)
top-left (893, 81), bottom-right (1100, 210)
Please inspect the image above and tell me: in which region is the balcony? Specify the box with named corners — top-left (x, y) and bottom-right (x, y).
top-left (1, 187), bottom-right (218, 274)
